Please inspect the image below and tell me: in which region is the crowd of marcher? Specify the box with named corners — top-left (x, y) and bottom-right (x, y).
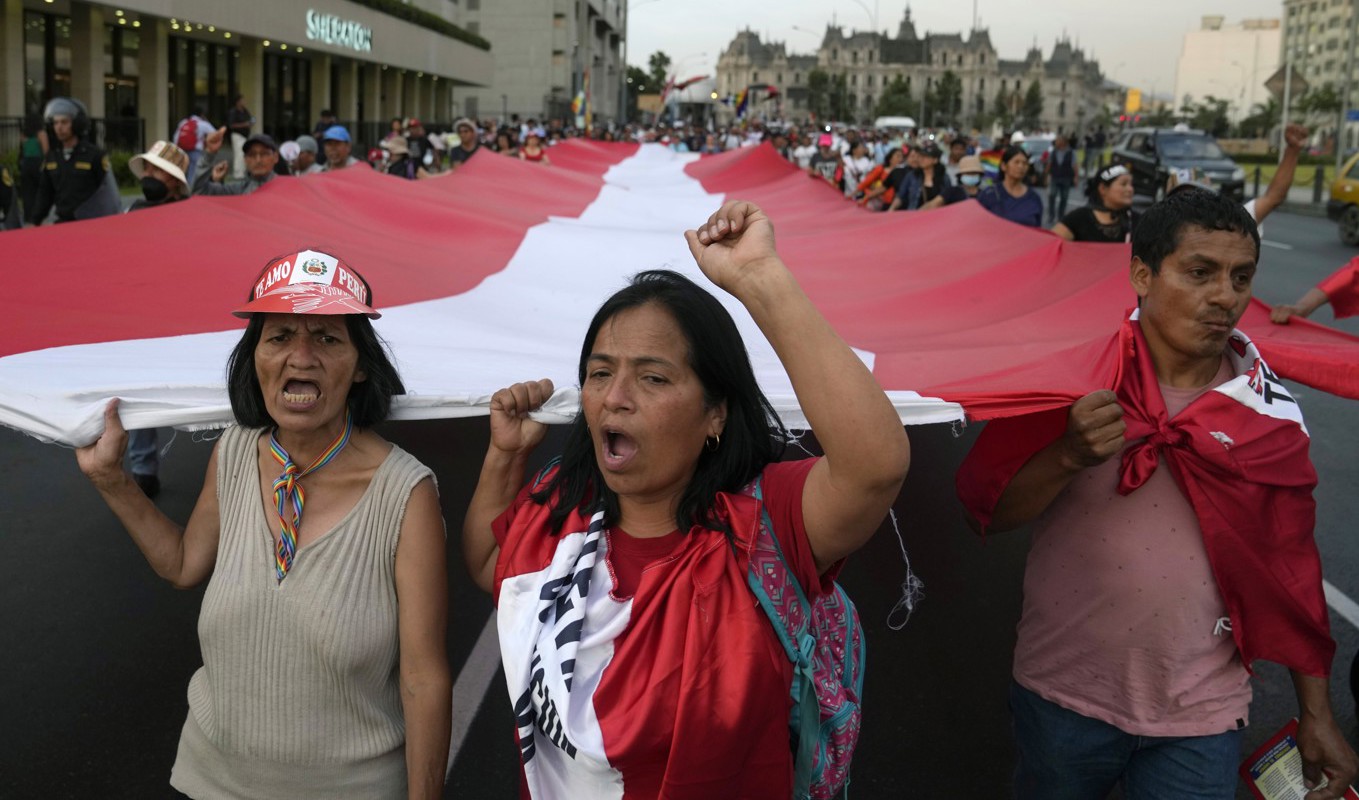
top-left (9, 92), bottom-right (1359, 800)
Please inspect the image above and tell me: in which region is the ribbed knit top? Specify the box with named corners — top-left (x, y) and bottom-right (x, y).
top-left (169, 424), bottom-right (433, 800)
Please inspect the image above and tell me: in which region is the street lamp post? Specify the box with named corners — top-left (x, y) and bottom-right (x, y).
top-left (842, 0), bottom-right (877, 31)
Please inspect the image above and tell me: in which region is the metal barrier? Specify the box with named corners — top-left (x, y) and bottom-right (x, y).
top-left (0, 116), bottom-right (144, 154)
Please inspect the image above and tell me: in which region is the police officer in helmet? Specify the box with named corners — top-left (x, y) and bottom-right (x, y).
top-left (28, 97), bottom-right (120, 225)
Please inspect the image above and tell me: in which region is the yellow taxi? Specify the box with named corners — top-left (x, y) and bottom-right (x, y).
top-left (1329, 152), bottom-right (1359, 244)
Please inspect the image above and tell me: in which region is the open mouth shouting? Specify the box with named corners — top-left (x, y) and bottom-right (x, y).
top-left (601, 427), bottom-right (639, 471)
top-left (282, 379), bottom-right (323, 411)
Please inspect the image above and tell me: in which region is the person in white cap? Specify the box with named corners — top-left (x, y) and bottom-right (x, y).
top-left (75, 249), bottom-right (451, 799)
top-left (293, 134), bottom-right (324, 175)
top-left (447, 118), bottom-right (481, 171)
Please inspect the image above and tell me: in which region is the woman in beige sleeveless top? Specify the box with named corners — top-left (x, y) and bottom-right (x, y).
top-left (76, 250), bottom-right (450, 799)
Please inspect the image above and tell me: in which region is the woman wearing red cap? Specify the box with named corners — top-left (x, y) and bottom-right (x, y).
top-left (75, 250), bottom-right (450, 799)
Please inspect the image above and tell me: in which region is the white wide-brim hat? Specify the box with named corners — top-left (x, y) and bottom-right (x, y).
top-left (129, 140), bottom-right (189, 186)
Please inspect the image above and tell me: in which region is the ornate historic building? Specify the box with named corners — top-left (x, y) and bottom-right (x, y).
top-left (715, 7), bottom-right (1106, 132)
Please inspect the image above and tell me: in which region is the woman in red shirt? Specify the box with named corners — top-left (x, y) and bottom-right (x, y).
top-left (462, 201), bottom-right (911, 799)
top-left (519, 130), bottom-right (551, 165)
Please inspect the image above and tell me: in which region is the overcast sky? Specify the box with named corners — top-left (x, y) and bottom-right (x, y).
top-left (626, 0), bottom-right (1284, 98)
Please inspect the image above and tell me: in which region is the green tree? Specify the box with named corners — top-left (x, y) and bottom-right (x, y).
top-left (647, 51), bottom-right (672, 89)
top-left (1297, 85), bottom-right (1342, 117)
top-left (928, 70), bottom-right (964, 127)
top-left (874, 75), bottom-right (915, 118)
top-left (1144, 103), bottom-right (1177, 127)
top-left (807, 69), bottom-right (830, 120)
top-left (828, 73), bottom-right (850, 121)
top-left (1237, 97), bottom-right (1279, 139)
top-left (992, 87), bottom-right (1014, 128)
top-left (625, 65), bottom-right (650, 121)
top-left (1185, 95), bottom-right (1231, 138)
top-left (1021, 80), bottom-right (1044, 129)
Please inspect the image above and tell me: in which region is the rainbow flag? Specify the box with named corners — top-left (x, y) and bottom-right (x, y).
top-left (734, 88), bottom-right (749, 118)
top-left (978, 149), bottom-right (1002, 180)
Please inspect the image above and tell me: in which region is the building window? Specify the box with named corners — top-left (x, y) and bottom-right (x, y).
top-left (777, 72), bottom-right (782, 83)
top-left (752, 71), bottom-right (758, 82)
top-left (467, 21), bottom-right (479, 35)
top-left (957, 54), bottom-right (963, 66)
top-left (867, 74), bottom-right (874, 87)
top-left (168, 36), bottom-right (238, 129)
top-left (979, 77), bottom-right (985, 92)
top-left (1059, 100), bottom-right (1066, 117)
top-left (832, 49), bottom-right (838, 61)
top-left (24, 11), bottom-right (72, 118)
top-left (980, 53), bottom-right (986, 64)
top-left (262, 50), bottom-right (312, 141)
top-left (851, 74), bottom-right (857, 86)
top-left (852, 51), bottom-right (858, 64)
top-left (794, 72), bottom-right (800, 82)
top-left (1061, 80), bottom-right (1066, 91)
top-left (104, 26), bottom-right (140, 120)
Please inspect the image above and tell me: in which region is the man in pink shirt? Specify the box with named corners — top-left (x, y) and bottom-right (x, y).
top-left (957, 189), bottom-right (1358, 799)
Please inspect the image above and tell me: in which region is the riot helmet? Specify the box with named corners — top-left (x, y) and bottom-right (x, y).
top-left (43, 97), bottom-right (91, 142)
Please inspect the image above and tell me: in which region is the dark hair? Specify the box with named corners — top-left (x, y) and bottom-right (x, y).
top-left (1000, 145), bottom-right (1027, 165)
top-left (1131, 188), bottom-right (1260, 275)
top-left (225, 314), bottom-right (405, 428)
top-left (1083, 164), bottom-right (1130, 204)
top-left (320, 109), bottom-right (334, 117)
top-left (532, 270), bottom-right (787, 536)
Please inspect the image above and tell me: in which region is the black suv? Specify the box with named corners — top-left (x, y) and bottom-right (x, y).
top-left (1109, 128), bottom-right (1246, 202)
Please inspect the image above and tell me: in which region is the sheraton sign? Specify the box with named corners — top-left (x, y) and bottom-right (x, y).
top-left (305, 10), bottom-right (373, 52)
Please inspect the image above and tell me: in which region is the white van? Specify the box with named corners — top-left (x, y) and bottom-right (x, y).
top-left (873, 116), bottom-right (917, 131)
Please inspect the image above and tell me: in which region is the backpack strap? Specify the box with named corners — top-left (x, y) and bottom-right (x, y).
top-left (743, 476), bottom-right (820, 800)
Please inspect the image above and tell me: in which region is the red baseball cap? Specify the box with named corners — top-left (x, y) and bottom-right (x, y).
top-left (233, 249), bottom-right (380, 319)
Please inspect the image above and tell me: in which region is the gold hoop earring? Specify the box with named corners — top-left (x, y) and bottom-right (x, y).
top-left (705, 433), bottom-right (721, 452)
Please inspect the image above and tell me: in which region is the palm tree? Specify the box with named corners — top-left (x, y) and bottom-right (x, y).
top-left (1238, 97), bottom-right (1280, 139)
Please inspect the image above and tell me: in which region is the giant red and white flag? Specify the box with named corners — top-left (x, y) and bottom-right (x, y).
top-left (2, 140), bottom-right (1358, 447)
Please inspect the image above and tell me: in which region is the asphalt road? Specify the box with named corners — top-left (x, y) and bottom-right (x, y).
top-left (1, 209), bottom-right (1356, 799)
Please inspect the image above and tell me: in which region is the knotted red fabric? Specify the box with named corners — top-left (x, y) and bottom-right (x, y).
top-left (958, 311), bottom-right (1335, 678)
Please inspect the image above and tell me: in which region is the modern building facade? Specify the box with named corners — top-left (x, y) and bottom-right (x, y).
top-left (715, 7), bottom-right (1107, 133)
top-left (454, 0), bottom-right (625, 126)
top-left (1173, 16), bottom-right (1280, 124)
top-left (1281, 0), bottom-right (1358, 147)
top-left (2, 0), bottom-right (493, 151)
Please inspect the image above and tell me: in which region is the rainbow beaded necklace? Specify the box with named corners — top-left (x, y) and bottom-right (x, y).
top-left (268, 410), bottom-right (354, 581)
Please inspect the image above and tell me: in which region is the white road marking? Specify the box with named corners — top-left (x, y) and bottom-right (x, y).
top-left (446, 612), bottom-right (502, 776)
top-left (1324, 580), bottom-right (1359, 631)
top-left (1262, 240), bottom-right (1295, 251)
